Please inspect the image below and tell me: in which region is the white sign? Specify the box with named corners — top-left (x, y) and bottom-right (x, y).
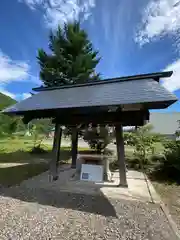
top-left (80, 164), bottom-right (103, 182)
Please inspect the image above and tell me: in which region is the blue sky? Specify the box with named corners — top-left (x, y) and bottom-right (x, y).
top-left (0, 0), bottom-right (179, 111)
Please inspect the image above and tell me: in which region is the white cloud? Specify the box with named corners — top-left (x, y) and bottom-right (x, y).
top-left (18, 0), bottom-right (42, 10)
top-left (162, 59), bottom-right (180, 92)
top-left (13, 92), bottom-right (32, 101)
top-left (0, 50), bottom-right (31, 101)
top-left (19, 0), bottom-right (96, 28)
top-left (21, 93), bottom-right (31, 99)
top-left (0, 50), bottom-right (29, 84)
top-left (136, 0), bottom-right (180, 49)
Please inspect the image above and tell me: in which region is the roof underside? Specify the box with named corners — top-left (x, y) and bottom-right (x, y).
top-left (3, 77), bottom-right (177, 117)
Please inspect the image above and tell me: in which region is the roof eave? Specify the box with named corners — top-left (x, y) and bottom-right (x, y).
top-left (32, 71), bottom-right (173, 92)
top-left (3, 98), bottom-right (177, 117)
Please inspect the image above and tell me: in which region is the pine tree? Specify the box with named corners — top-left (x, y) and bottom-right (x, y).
top-left (37, 21), bottom-right (100, 86)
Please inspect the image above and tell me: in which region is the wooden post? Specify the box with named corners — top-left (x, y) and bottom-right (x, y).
top-left (57, 127), bottom-right (62, 164)
top-left (71, 126), bottom-right (78, 169)
top-left (50, 123), bottom-right (62, 181)
top-left (115, 123), bottom-right (128, 187)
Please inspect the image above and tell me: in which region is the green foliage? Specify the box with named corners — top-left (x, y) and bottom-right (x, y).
top-left (123, 132), bottom-right (135, 146)
top-left (124, 124), bottom-right (160, 170)
top-left (37, 22), bottom-right (101, 139)
top-left (6, 119), bottom-right (18, 137)
top-left (37, 21), bottom-right (100, 86)
top-left (0, 92), bottom-right (16, 110)
top-left (150, 140), bottom-right (180, 183)
top-left (163, 139), bottom-right (180, 152)
top-left (0, 93), bottom-right (17, 138)
top-left (133, 125), bottom-right (156, 168)
top-left (0, 116), bottom-right (22, 138)
top-left (28, 119), bottom-right (53, 148)
top-left (30, 119), bottom-right (53, 136)
top-left (63, 125), bottom-right (84, 138)
top-left (29, 145), bottom-right (48, 154)
top-left (83, 125), bottom-right (111, 153)
top-left (163, 140), bottom-right (180, 172)
top-left (0, 92), bottom-right (26, 139)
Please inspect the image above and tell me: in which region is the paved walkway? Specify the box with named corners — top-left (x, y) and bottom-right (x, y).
top-left (0, 166), bottom-right (178, 239)
top-left (17, 166), bottom-right (160, 204)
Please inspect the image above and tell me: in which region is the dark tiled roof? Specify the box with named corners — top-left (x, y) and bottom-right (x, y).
top-left (3, 76), bottom-right (177, 114)
top-left (32, 71), bottom-right (173, 92)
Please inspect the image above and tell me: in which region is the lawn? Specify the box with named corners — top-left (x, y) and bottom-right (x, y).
top-left (0, 137), bottom-right (89, 187)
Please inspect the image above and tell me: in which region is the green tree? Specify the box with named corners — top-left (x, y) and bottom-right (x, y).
top-left (125, 124), bottom-right (160, 170)
top-left (83, 125), bottom-right (111, 153)
top-left (37, 21), bottom-right (103, 150)
top-left (0, 115), bottom-right (19, 138)
top-left (133, 124), bottom-right (155, 167)
top-left (37, 21), bottom-right (100, 86)
top-left (29, 119), bottom-right (53, 148)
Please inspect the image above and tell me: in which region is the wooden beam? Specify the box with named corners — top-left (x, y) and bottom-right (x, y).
top-left (115, 123), bottom-right (128, 187)
top-left (54, 110), bottom-right (149, 126)
top-left (50, 123), bottom-right (62, 181)
top-left (22, 109), bottom-right (149, 125)
top-left (71, 126), bottom-right (78, 169)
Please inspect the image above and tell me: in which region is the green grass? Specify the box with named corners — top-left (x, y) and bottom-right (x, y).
top-left (0, 138), bottom-right (89, 163)
top-left (0, 92), bottom-right (16, 110)
top-left (0, 138), bottom-right (90, 187)
top-left (0, 138), bottom-right (50, 186)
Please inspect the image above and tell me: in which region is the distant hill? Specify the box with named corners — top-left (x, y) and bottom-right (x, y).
top-left (0, 93), bottom-right (24, 135)
top-left (0, 92), bottom-right (17, 110)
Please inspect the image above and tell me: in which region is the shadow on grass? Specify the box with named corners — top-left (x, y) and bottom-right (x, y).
top-left (1, 183), bottom-right (117, 217)
top-left (0, 163), bottom-right (49, 187)
top-left (0, 148), bottom-right (94, 164)
top-left (0, 150), bottom-right (52, 163)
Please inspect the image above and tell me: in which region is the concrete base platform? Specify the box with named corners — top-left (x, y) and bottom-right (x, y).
top-left (20, 165), bottom-right (160, 204)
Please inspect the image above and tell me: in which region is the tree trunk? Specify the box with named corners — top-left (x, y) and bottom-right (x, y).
top-left (50, 123), bottom-right (62, 181)
top-left (115, 123), bottom-right (128, 187)
top-left (71, 126), bottom-right (78, 168)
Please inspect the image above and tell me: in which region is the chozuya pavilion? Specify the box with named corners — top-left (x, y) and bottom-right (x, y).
top-left (3, 71), bottom-right (177, 187)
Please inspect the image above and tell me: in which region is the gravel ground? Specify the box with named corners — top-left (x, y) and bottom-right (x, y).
top-left (0, 185), bottom-right (177, 240)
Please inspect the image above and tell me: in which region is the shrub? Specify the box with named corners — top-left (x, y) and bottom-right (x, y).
top-left (163, 139), bottom-right (180, 152)
top-left (122, 124), bottom-right (165, 172)
top-left (83, 125), bottom-right (111, 153)
top-left (29, 145), bottom-right (48, 154)
top-left (123, 132), bottom-right (135, 146)
top-left (124, 124), bottom-right (157, 171)
top-left (150, 140), bottom-right (180, 182)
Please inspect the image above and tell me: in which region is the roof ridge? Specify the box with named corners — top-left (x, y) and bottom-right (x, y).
top-left (32, 71), bottom-right (173, 92)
